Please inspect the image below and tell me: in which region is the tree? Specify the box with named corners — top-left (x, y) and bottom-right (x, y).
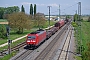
top-left (73, 14), bottom-right (78, 22)
top-left (0, 6), bottom-right (20, 19)
top-left (30, 4), bottom-right (33, 15)
top-left (0, 7), bottom-right (5, 19)
top-left (34, 13), bottom-right (46, 29)
top-left (34, 4), bottom-right (36, 16)
top-left (66, 15), bottom-right (70, 19)
top-left (8, 12), bottom-right (32, 34)
top-left (4, 6), bottom-right (19, 14)
top-left (0, 25), bottom-right (6, 38)
top-left (21, 5), bottom-right (25, 13)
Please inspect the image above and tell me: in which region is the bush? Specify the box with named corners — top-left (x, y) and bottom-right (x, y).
top-left (16, 31), bottom-right (23, 34)
top-left (0, 25), bottom-right (7, 38)
top-left (71, 22), bottom-right (78, 27)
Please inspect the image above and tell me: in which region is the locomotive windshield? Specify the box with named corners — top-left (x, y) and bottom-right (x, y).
top-left (28, 36), bottom-right (36, 39)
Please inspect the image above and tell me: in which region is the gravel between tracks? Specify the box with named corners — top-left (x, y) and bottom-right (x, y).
top-left (10, 22), bottom-right (71, 60)
top-left (22, 23), bottom-right (68, 60)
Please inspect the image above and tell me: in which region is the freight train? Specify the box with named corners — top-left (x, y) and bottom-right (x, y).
top-left (26, 19), bottom-right (68, 49)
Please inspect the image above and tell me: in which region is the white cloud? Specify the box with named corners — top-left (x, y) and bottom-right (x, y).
top-left (21, 2), bottom-right (33, 5)
top-left (48, 3), bottom-right (58, 7)
top-left (21, 2), bottom-right (58, 7)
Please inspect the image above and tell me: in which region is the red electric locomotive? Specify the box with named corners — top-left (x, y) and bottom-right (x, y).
top-left (26, 19), bottom-right (66, 49)
top-left (26, 29), bottom-right (46, 48)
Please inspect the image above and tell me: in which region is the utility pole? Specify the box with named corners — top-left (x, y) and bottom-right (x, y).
top-left (59, 5), bottom-right (60, 20)
top-left (78, 2), bottom-right (82, 55)
top-left (47, 6), bottom-right (51, 28)
top-left (76, 10), bottom-right (77, 22)
top-left (78, 2), bottom-right (81, 21)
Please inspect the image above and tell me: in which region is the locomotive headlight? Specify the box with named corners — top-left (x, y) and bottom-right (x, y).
top-left (32, 41), bottom-right (36, 42)
top-left (27, 40), bottom-right (30, 42)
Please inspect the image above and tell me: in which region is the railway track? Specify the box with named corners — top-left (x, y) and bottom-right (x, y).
top-left (58, 26), bottom-right (72, 60)
top-left (0, 42), bottom-right (26, 56)
top-left (10, 22), bottom-right (71, 60)
top-left (10, 50), bottom-right (33, 60)
top-left (34, 23), bottom-right (71, 60)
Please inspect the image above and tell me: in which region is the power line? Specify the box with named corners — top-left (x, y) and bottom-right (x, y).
top-left (61, 3), bottom-right (78, 15)
top-left (46, 3), bottom-right (78, 15)
top-left (62, 3), bottom-right (78, 11)
top-left (51, 10), bottom-right (58, 13)
top-left (50, 3), bottom-right (78, 15)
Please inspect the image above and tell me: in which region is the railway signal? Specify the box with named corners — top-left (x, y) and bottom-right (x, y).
top-left (6, 26), bottom-right (10, 36)
top-left (6, 26), bottom-right (12, 54)
top-left (8, 40), bottom-right (12, 54)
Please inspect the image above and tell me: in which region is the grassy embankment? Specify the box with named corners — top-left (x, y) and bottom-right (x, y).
top-left (72, 19), bottom-right (90, 60)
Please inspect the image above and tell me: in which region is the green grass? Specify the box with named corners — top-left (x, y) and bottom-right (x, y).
top-left (0, 37), bottom-right (26, 60)
top-left (74, 20), bottom-right (90, 60)
top-left (0, 29), bottom-right (35, 45)
top-left (45, 20), bottom-right (56, 27)
top-left (0, 37), bottom-right (26, 51)
top-left (81, 21), bottom-right (90, 50)
top-left (33, 20), bottom-right (56, 28)
top-left (0, 19), bottom-right (8, 22)
top-left (0, 51), bottom-right (17, 60)
top-left (75, 56), bottom-right (82, 60)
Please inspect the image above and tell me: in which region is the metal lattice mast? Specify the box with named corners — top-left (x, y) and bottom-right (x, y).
top-left (78, 2), bottom-right (81, 21)
top-left (78, 2), bottom-right (82, 55)
top-left (47, 6), bottom-right (51, 28)
top-left (59, 5), bottom-right (60, 19)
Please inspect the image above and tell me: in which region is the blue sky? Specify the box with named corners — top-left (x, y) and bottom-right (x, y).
top-left (0, 0), bottom-right (90, 15)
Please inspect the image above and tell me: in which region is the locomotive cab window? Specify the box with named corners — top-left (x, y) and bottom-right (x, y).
top-left (28, 36), bottom-right (36, 39)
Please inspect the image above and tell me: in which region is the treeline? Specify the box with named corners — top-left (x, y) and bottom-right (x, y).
top-left (73, 13), bottom-right (90, 22)
top-left (0, 6), bottom-right (19, 19)
top-left (0, 4), bottom-right (46, 38)
top-left (0, 4), bottom-right (37, 19)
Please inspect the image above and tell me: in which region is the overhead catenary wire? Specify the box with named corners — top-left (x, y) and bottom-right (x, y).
top-left (50, 3), bottom-right (78, 15)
